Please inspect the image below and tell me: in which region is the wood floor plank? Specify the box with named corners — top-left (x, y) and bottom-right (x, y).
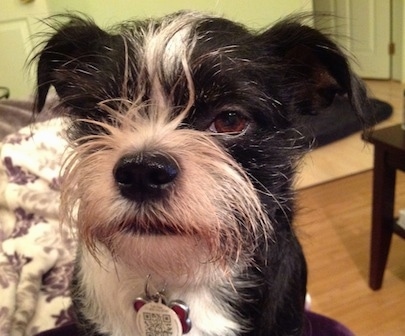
top-left (296, 170), bottom-right (405, 335)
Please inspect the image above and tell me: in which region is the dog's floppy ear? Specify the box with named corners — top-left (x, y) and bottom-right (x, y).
top-left (260, 17), bottom-right (369, 118)
top-left (34, 14), bottom-right (125, 114)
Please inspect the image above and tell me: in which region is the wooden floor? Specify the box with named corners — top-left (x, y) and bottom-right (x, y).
top-left (296, 170), bottom-right (405, 335)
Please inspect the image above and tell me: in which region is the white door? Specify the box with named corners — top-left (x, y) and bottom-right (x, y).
top-left (0, 1), bottom-right (50, 99)
top-left (391, 0), bottom-right (403, 81)
top-left (313, 0), bottom-right (390, 79)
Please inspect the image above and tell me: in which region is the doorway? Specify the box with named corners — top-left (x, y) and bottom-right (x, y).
top-left (313, 0), bottom-right (397, 80)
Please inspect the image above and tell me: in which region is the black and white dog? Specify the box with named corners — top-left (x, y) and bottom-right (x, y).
top-left (34, 11), bottom-right (368, 336)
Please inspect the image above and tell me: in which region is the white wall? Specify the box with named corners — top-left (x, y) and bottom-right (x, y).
top-left (1, 0), bottom-right (313, 98)
top-left (47, 0), bottom-right (313, 28)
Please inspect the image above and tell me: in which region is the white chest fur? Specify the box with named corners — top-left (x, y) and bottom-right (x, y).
top-left (76, 248), bottom-right (244, 336)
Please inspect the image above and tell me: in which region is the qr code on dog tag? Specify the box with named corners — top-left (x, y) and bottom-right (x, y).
top-left (136, 301), bottom-right (182, 336)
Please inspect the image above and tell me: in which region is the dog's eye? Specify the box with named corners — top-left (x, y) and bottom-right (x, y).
top-left (209, 111), bottom-right (249, 134)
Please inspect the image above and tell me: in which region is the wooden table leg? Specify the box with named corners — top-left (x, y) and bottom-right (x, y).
top-left (369, 147), bottom-right (396, 290)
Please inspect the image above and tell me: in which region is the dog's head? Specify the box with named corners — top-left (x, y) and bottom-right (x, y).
top-left (34, 11), bottom-right (367, 278)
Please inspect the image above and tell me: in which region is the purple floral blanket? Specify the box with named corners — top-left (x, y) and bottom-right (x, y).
top-left (0, 116), bottom-right (76, 336)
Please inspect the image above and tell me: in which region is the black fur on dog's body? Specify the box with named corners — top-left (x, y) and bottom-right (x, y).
top-left (34, 11), bottom-right (368, 336)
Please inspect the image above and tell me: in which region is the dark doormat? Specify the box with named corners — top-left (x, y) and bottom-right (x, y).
top-left (300, 95), bottom-right (393, 148)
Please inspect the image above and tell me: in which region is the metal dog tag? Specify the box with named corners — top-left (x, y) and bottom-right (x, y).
top-left (135, 300), bottom-right (183, 336)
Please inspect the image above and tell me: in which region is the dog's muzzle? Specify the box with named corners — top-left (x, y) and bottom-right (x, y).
top-left (113, 152), bottom-right (179, 202)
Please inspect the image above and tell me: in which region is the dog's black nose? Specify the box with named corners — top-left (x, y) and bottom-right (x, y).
top-left (113, 152), bottom-right (179, 201)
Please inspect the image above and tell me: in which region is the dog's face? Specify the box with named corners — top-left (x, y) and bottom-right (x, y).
top-left (34, 12), bottom-right (366, 283)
